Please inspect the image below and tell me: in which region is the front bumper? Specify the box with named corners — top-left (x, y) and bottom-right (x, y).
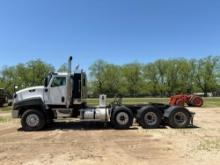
top-left (12, 101), bottom-right (19, 118)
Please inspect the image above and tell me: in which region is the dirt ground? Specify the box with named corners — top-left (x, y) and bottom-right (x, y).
top-left (0, 107), bottom-right (219, 165)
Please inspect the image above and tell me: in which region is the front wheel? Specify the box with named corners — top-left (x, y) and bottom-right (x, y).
top-left (21, 109), bottom-right (46, 131)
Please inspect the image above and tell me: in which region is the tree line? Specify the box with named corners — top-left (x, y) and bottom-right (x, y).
top-left (0, 60), bottom-right (55, 94)
top-left (0, 56), bottom-right (219, 97)
top-left (89, 56), bottom-right (220, 97)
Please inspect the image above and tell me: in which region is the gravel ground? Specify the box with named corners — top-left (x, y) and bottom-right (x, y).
top-left (0, 107), bottom-right (219, 165)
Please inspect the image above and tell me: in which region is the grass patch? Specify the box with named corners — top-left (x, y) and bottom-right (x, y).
top-left (197, 139), bottom-right (220, 151)
top-left (87, 97), bottom-right (169, 106)
top-left (202, 97), bottom-right (220, 107)
top-left (0, 116), bottom-right (12, 123)
top-left (87, 97), bottom-right (220, 107)
top-left (0, 97), bottom-right (219, 109)
top-left (0, 106), bottom-right (12, 112)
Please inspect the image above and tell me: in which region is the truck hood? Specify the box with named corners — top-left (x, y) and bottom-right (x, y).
top-left (14, 86), bottom-right (44, 103)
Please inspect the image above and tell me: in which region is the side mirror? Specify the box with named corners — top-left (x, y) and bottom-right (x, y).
top-left (44, 77), bottom-right (48, 87)
top-left (13, 84), bottom-right (18, 93)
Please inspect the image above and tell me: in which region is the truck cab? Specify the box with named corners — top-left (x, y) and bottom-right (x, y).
top-left (43, 71), bottom-right (87, 107)
top-left (12, 57), bottom-right (87, 124)
top-left (13, 71), bottom-right (87, 107)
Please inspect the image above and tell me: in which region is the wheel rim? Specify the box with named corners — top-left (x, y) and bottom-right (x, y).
top-left (174, 112), bottom-right (187, 125)
top-left (116, 112), bottom-right (129, 125)
top-left (194, 97), bottom-right (202, 106)
top-left (144, 112), bottom-right (157, 126)
top-left (26, 114), bottom-right (40, 127)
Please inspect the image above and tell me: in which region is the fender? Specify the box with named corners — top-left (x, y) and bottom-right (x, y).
top-left (163, 106), bottom-right (191, 118)
top-left (13, 97), bottom-right (45, 110)
top-left (12, 97), bottom-right (46, 118)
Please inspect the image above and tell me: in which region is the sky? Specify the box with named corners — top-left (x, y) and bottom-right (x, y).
top-left (0, 0), bottom-right (220, 71)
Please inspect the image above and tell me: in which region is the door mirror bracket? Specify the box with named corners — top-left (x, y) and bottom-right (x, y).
top-left (44, 77), bottom-right (48, 87)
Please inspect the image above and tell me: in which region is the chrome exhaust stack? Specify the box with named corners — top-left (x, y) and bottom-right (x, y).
top-left (68, 56), bottom-right (72, 76)
top-left (66, 56), bottom-right (73, 108)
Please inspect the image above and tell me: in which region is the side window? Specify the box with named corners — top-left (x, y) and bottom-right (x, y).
top-left (51, 77), bottom-right (66, 87)
top-left (82, 73), bottom-right (86, 86)
top-left (83, 77), bottom-right (86, 86)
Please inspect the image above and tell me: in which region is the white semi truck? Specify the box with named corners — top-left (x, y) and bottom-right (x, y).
top-left (12, 57), bottom-right (195, 131)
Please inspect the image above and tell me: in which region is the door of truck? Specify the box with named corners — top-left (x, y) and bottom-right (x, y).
top-left (44, 76), bottom-right (67, 106)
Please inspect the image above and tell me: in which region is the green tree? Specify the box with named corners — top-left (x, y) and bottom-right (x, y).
top-left (176, 59), bottom-right (197, 94)
top-left (26, 60), bottom-right (55, 86)
top-left (57, 63), bottom-right (68, 72)
top-left (1, 66), bottom-right (17, 94)
top-left (143, 63), bottom-right (159, 96)
top-left (89, 60), bottom-right (108, 96)
top-left (89, 60), bottom-right (123, 97)
top-left (122, 63), bottom-right (144, 97)
top-left (0, 60), bottom-right (54, 94)
top-left (102, 64), bottom-right (122, 97)
top-left (144, 59), bottom-right (197, 97)
top-left (195, 56), bottom-right (219, 96)
top-left (154, 60), bottom-right (168, 96)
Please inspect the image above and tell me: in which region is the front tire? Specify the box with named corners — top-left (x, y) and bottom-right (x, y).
top-left (21, 109), bottom-right (46, 131)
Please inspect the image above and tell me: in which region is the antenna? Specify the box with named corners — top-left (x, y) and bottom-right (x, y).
top-left (75, 64), bottom-right (79, 70)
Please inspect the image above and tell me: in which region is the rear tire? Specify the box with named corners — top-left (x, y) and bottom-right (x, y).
top-left (136, 106), bottom-right (162, 128)
top-left (21, 109), bottom-right (46, 131)
top-left (190, 96), bottom-right (203, 107)
top-left (111, 106), bottom-right (133, 129)
top-left (168, 107), bottom-right (190, 128)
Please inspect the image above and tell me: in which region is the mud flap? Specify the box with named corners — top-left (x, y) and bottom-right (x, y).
top-left (189, 112), bottom-right (195, 126)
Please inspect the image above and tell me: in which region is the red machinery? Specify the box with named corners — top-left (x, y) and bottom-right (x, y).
top-left (169, 94), bottom-right (203, 107)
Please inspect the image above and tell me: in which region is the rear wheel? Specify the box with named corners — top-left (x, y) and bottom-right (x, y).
top-left (168, 107), bottom-right (190, 128)
top-left (191, 96), bottom-right (203, 107)
top-left (111, 106), bottom-right (133, 129)
top-left (137, 106), bottom-right (162, 128)
top-left (21, 109), bottom-right (46, 131)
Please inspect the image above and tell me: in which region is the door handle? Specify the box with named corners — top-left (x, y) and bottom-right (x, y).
top-left (78, 80), bottom-right (81, 92)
